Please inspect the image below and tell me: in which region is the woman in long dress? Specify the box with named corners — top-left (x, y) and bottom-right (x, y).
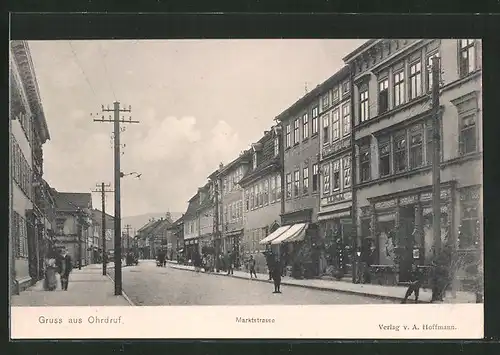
top-left (43, 258), bottom-right (58, 291)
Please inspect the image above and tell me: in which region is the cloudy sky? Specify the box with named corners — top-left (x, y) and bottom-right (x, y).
top-left (29, 39), bottom-right (367, 217)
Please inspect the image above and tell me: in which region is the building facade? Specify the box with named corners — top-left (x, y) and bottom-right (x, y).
top-left (217, 152), bottom-right (252, 258)
top-left (91, 209), bottom-right (115, 262)
top-left (10, 40), bottom-right (52, 292)
top-left (275, 86), bottom-right (323, 276)
top-left (317, 66), bottom-right (355, 276)
top-left (53, 192), bottom-right (93, 268)
top-left (344, 39), bottom-right (482, 289)
top-left (168, 215), bottom-right (185, 261)
top-left (239, 128), bottom-right (282, 273)
top-left (183, 194), bottom-right (201, 261)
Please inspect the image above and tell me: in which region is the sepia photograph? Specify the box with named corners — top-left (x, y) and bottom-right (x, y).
top-left (9, 37), bottom-right (483, 338)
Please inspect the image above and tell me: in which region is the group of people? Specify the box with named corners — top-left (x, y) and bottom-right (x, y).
top-left (43, 247), bottom-right (73, 291)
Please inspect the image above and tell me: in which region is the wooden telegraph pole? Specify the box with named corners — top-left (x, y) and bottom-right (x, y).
top-left (93, 103), bottom-right (139, 295)
top-left (92, 183), bottom-right (114, 276)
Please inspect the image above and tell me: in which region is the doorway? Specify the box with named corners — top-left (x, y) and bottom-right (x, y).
top-left (398, 205), bottom-right (416, 283)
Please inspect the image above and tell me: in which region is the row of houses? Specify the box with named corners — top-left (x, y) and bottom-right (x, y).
top-left (178, 39), bottom-right (482, 291)
top-left (9, 41), bottom-right (131, 295)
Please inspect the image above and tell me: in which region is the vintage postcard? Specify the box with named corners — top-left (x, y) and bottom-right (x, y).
top-left (9, 38), bottom-right (483, 339)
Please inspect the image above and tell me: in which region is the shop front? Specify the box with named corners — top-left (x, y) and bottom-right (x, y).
top-left (317, 207), bottom-right (354, 280)
top-left (359, 182), bottom-right (459, 287)
top-left (184, 238), bottom-right (200, 263)
top-left (223, 230), bottom-right (242, 268)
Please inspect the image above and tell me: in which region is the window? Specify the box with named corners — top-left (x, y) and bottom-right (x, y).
top-left (245, 190), bottom-right (250, 211)
top-left (253, 152), bottom-right (257, 170)
top-left (274, 136), bottom-right (279, 157)
top-left (393, 131), bottom-right (407, 172)
top-left (323, 164), bottom-right (330, 195)
top-left (276, 175), bottom-right (281, 201)
top-left (342, 80), bottom-right (350, 94)
top-left (258, 182), bottom-right (263, 207)
top-left (343, 155), bottom-right (351, 188)
top-left (459, 39), bottom-right (476, 78)
top-left (263, 179), bottom-right (269, 205)
top-left (460, 114), bottom-right (477, 155)
top-left (312, 106), bottom-right (319, 135)
top-left (303, 166), bottom-right (309, 194)
top-left (293, 170), bottom-right (300, 197)
top-left (426, 52), bottom-right (440, 92)
top-left (394, 71), bottom-right (405, 107)
top-left (409, 61), bottom-right (422, 100)
top-left (332, 88), bottom-right (339, 102)
top-left (359, 87), bottom-right (369, 122)
top-left (360, 145), bottom-right (371, 182)
top-left (312, 164), bottom-right (319, 192)
top-left (250, 186), bottom-right (255, 209)
top-left (322, 114), bottom-right (330, 144)
top-left (409, 124), bottom-right (424, 168)
top-left (342, 103), bottom-right (351, 136)
top-left (378, 78), bottom-right (389, 114)
top-left (286, 173), bottom-right (292, 199)
top-left (379, 137), bottom-right (391, 177)
top-left (224, 206), bottom-right (228, 224)
top-left (294, 119), bottom-right (300, 145)
top-left (270, 177), bottom-right (276, 203)
top-left (285, 124), bottom-right (291, 148)
top-left (426, 123), bottom-right (434, 165)
top-left (459, 200), bottom-right (480, 249)
top-left (322, 93), bottom-right (330, 109)
top-left (332, 160), bottom-right (340, 191)
top-left (332, 109), bottom-right (340, 141)
top-left (302, 113), bottom-right (309, 140)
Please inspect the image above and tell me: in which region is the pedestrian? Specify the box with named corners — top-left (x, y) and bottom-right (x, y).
top-left (43, 254), bottom-right (58, 291)
top-left (401, 261), bottom-right (422, 304)
top-left (272, 256), bottom-right (282, 294)
top-left (226, 252), bottom-right (234, 275)
top-left (249, 255), bottom-right (257, 279)
top-left (265, 250), bottom-right (274, 280)
top-left (57, 247), bottom-right (73, 291)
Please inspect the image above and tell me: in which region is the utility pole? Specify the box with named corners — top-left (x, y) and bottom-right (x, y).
top-left (124, 224), bottom-right (132, 254)
top-left (431, 56), bottom-right (443, 302)
top-left (92, 183), bottom-right (114, 276)
top-left (93, 102), bottom-right (139, 296)
top-left (431, 56), bottom-right (442, 257)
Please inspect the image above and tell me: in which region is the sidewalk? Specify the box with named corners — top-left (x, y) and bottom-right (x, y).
top-left (168, 261), bottom-right (477, 304)
top-left (11, 263), bottom-right (133, 307)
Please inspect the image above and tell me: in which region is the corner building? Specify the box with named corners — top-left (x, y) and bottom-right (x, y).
top-left (344, 39), bottom-right (482, 289)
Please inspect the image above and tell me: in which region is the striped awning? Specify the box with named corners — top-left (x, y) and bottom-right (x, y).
top-left (271, 223), bottom-right (307, 245)
top-left (259, 225), bottom-right (291, 245)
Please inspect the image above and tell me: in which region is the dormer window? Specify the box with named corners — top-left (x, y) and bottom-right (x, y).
top-left (253, 151), bottom-right (257, 169)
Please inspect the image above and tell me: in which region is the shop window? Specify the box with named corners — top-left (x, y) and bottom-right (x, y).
top-left (459, 203), bottom-right (480, 249)
top-left (379, 137), bottom-right (391, 177)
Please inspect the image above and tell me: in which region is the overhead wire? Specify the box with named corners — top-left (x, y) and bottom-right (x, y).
top-left (97, 43), bottom-right (118, 102)
top-left (68, 41), bottom-right (98, 102)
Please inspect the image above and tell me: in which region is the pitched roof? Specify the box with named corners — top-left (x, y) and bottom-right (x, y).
top-left (239, 131), bottom-right (280, 187)
top-left (54, 192), bottom-right (92, 211)
top-left (92, 209), bottom-right (115, 227)
top-left (137, 219), bottom-right (159, 233)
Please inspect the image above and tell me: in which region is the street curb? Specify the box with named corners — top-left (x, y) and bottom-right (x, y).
top-left (169, 265), bottom-right (430, 304)
top-left (105, 267), bottom-right (136, 306)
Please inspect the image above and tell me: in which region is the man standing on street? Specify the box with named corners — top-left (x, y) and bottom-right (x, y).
top-left (226, 251), bottom-right (234, 275)
top-left (272, 254), bottom-right (282, 294)
top-left (249, 255), bottom-right (257, 279)
top-left (57, 247), bottom-right (73, 291)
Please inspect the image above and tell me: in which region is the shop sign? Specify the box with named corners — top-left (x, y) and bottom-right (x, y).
top-left (399, 195), bottom-right (418, 206)
top-left (422, 205), bottom-right (448, 215)
top-left (374, 199), bottom-right (397, 210)
top-left (419, 189), bottom-right (451, 202)
top-left (322, 191), bottom-right (352, 205)
top-left (322, 137), bottom-right (351, 157)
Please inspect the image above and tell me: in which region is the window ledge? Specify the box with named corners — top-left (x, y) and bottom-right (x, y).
top-left (355, 95), bottom-right (430, 131)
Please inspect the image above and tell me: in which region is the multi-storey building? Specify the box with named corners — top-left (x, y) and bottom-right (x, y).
top-left (183, 194), bottom-right (201, 261)
top-left (10, 40), bottom-right (51, 293)
top-left (91, 208), bottom-right (115, 261)
top-left (53, 192), bottom-right (93, 267)
top-left (274, 86), bottom-right (322, 276)
top-left (137, 218), bottom-right (159, 259)
top-left (217, 151), bottom-right (252, 258)
top-left (239, 128), bottom-right (282, 272)
top-left (316, 66), bottom-right (355, 276)
top-left (343, 39), bottom-right (482, 289)
top-left (167, 215), bottom-right (184, 261)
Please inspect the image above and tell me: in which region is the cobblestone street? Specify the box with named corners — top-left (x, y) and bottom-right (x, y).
top-left (107, 260), bottom-right (397, 306)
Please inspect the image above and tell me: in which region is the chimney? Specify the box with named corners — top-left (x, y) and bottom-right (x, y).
top-left (219, 162), bottom-right (224, 169)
